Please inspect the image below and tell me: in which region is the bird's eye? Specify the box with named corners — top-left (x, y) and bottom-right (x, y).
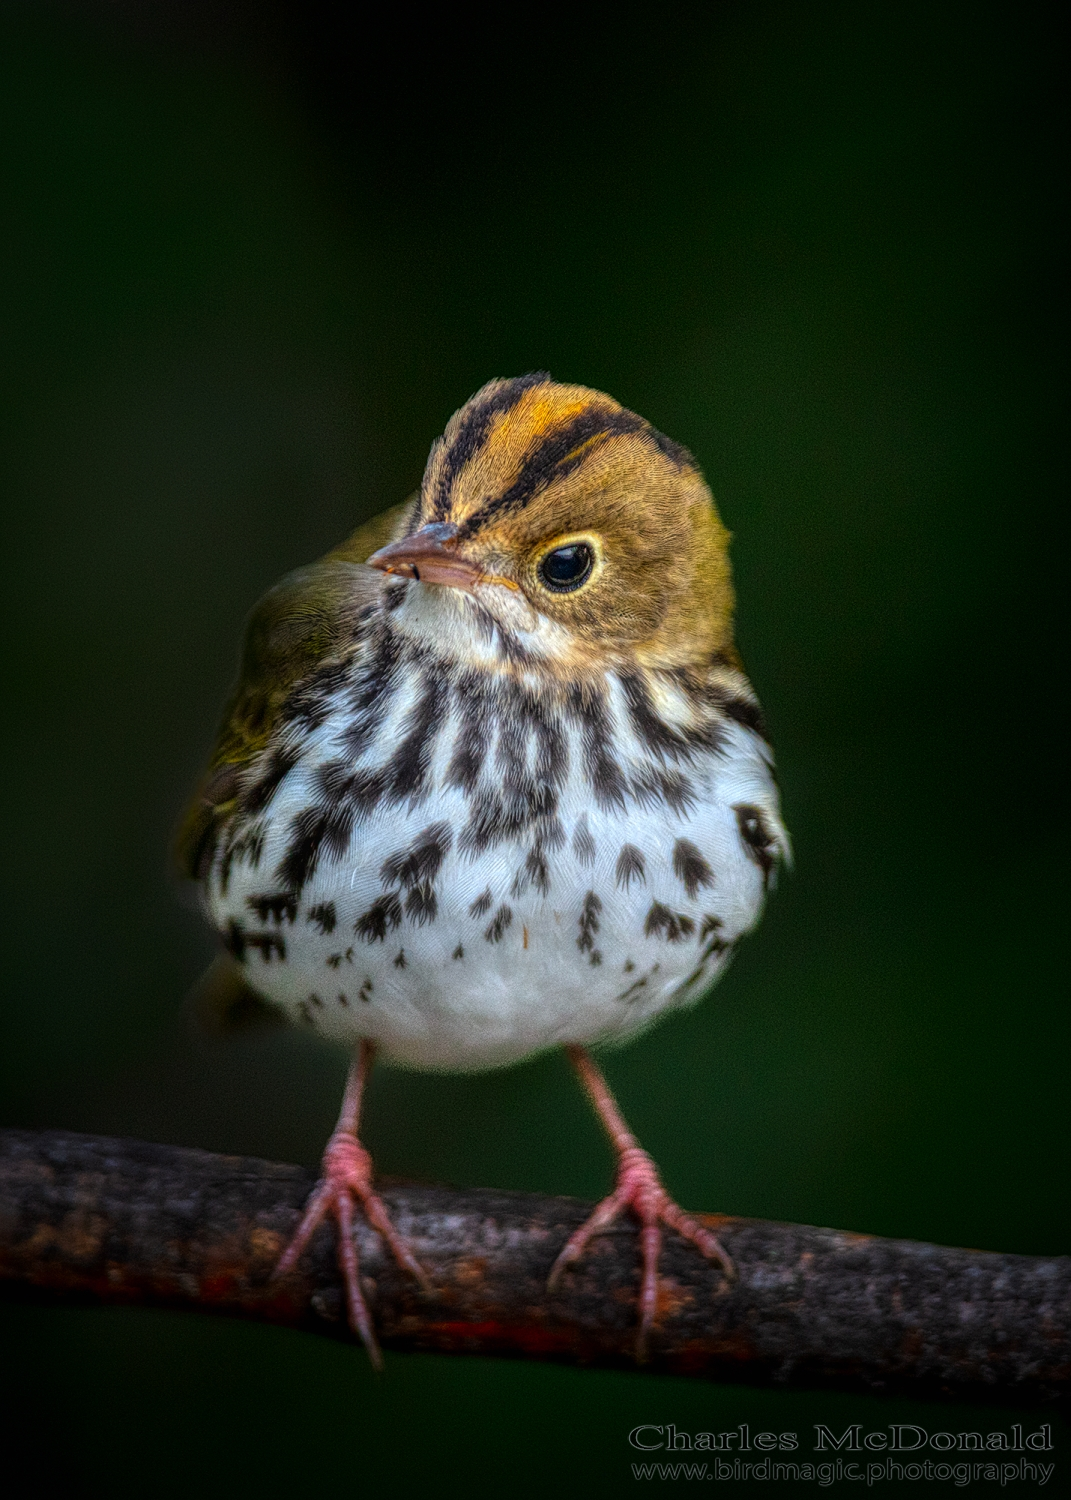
top-left (537, 542), bottom-right (595, 593)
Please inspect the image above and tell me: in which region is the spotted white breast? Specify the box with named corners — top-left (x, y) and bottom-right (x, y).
top-left (205, 585), bottom-right (788, 1072)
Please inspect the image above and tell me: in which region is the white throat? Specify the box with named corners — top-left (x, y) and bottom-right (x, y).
top-left (388, 579), bottom-right (579, 671)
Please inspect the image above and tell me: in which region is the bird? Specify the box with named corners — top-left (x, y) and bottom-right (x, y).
top-left (178, 373), bottom-right (790, 1365)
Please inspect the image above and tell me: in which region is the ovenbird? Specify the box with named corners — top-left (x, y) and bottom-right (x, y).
top-left (179, 374), bottom-right (790, 1363)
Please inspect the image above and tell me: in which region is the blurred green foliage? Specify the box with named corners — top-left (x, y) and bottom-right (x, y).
top-left (0, 3), bottom-right (1065, 1495)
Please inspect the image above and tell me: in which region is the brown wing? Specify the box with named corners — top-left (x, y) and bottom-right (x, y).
top-left (176, 495), bottom-right (416, 882)
top-left (184, 954), bottom-right (288, 1036)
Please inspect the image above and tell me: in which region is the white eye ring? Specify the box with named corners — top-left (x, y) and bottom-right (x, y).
top-left (534, 534), bottom-right (603, 593)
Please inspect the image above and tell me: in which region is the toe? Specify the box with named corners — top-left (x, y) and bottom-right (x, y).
top-left (270, 1135), bottom-right (432, 1367)
top-left (547, 1192), bottom-right (625, 1291)
top-left (635, 1220), bottom-right (662, 1362)
top-left (361, 1191), bottom-right (434, 1295)
top-left (659, 1200), bottom-right (735, 1278)
top-left (271, 1179), bottom-right (334, 1281)
top-left (336, 1192), bottom-right (382, 1369)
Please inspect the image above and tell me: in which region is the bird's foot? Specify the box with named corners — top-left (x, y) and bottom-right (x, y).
top-left (547, 1145), bottom-right (734, 1359)
top-left (272, 1129), bottom-right (432, 1369)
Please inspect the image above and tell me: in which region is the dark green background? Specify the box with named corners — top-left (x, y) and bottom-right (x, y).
top-left (1, 3), bottom-right (1066, 1496)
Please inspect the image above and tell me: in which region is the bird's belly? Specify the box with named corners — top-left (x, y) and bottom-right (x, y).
top-left (208, 767), bottom-right (771, 1072)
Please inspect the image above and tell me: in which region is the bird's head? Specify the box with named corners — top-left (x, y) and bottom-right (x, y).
top-left (368, 375), bottom-right (736, 676)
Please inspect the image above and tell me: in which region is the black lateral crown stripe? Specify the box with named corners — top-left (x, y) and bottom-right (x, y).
top-left (431, 373), bottom-right (550, 518)
top-left (648, 426), bottom-right (695, 469)
top-left (458, 406), bottom-right (645, 535)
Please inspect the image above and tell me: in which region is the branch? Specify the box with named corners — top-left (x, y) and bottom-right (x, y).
top-left (1, 1129), bottom-right (1067, 1405)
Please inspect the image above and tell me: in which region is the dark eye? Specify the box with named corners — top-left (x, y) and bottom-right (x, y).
top-left (538, 542), bottom-right (595, 592)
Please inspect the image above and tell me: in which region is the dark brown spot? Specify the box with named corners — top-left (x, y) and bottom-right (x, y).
top-left (524, 844), bottom-right (550, 896)
top-left (245, 930), bottom-right (286, 962)
top-left (568, 684), bottom-right (627, 811)
top-left (307, 901), bottom-right (337, 934)
top-left (218, 821), bottom-right (266, 895)
top-left (577, 891), bottom-right (602, 954)
top-left (446, 674), bottom-right (491, 791)
top-left (241, 746), bottom-right (299, 816)
top-left (484, 906), bottom-right (513, 943)
top-left (355, 892), bottom-right (403, 942)
top-left (404, 882), bottom-right (438, 925)
top-left (631, 767), bottom-right (696, 814)
top-left (620, 672), bottom-right (725, 760)
top-left (617, 974), bottom-right (649, 1002)
top-left (380, 821), bottom-right (452, 889)
top-left (673, 839), bottom-right (715, 899)
top-left (276, 763), bottom-right (385, 891)
top-left (384, 673), bottom-right (450, 805)
top-left (572, 816), bottom-right (596, 865)
top-left (615, 844), bottom-right (646, 890)
top-left (734, 803), bottom-right (778, 887)
top-left (644, 903), bottom-right (695, 943)
top-left (699, 914), bottom-right (727, 951)
top-left (222, 919), bottom-right (247, 963)
top-left (246, 892), bottom-right (298, 925)
top-left (720, 694), bottom-right (767, 738)
top-left (469, 887), bottom-right (493, 919)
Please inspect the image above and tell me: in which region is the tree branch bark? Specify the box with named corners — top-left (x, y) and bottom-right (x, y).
top-left (1, 1128), bottom-right (1066, 1405)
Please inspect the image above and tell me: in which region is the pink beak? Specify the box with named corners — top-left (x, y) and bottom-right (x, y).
top-left (366, 523), bottom-right (483, 593)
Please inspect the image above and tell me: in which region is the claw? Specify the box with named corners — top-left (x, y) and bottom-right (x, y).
top-left (547, 1145), bottom-right (733, 1360)
top-left (271, 1128), bottom-right (431, 1367)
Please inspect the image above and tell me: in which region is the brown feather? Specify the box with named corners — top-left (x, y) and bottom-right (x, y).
top-left (175, 495), bottom-right (416, 879)
top-left (412, 379), bottom-right (737, 677)
top-left (185, 954), bottom-right (287, 1037)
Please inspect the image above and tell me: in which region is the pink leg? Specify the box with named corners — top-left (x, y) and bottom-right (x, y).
top-left (272, 1039), bottom-right (431, 1368)
top-left (548, 1046), bottom-right (734, 1358)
